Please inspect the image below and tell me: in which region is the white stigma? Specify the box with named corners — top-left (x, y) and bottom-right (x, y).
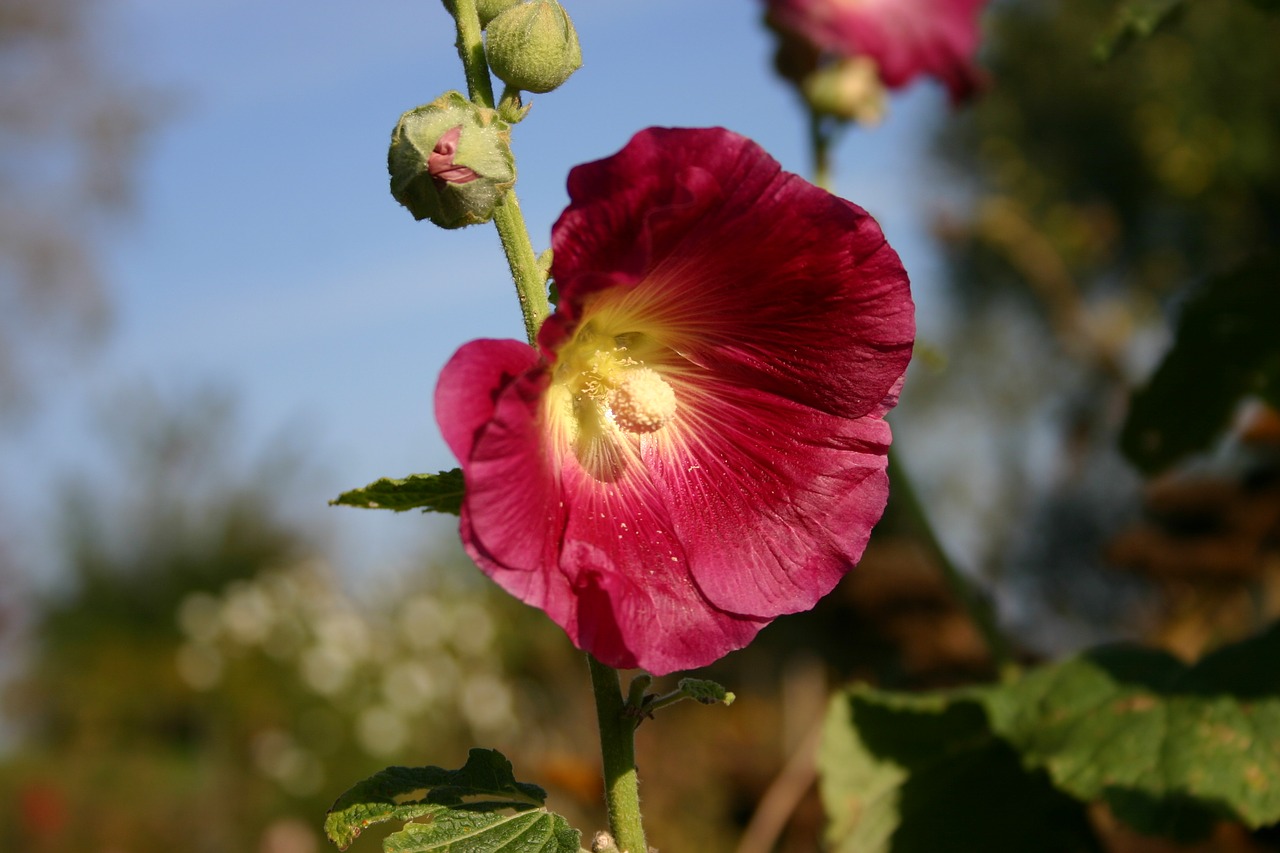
top-left (607, 367), bottom-right (677, 434)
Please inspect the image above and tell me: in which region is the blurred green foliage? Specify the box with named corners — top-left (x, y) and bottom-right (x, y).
top-left (941, 0), bottom-right (1280, 355)
top-left (5, 1), bottom-right (1280, 852)
top-left (822, 621), bottom-right (1280, 850)
top-left (0, 391), bottom-right (576, 853)
top-left (1121, 255), bottom-right (1280, 472)
top-left (904, 0), bottom-right (1280, 654)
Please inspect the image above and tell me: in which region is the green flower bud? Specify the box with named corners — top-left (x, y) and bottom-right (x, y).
top-left (388, 91), bottom-right (516, 229)
top-left (802, 57), bottom-right (888, 125)
top-left (484, 0), bottom-right (582, 94)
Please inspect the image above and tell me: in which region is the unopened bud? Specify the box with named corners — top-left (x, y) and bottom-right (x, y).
top-left (802, 57), bottom-right (888, 125)
top-left (484, 0), bottom-right (582, 94)
top-left (590, 832), bottom-right (620, 853)
top-left (388, 91), bottom-right (516, 229)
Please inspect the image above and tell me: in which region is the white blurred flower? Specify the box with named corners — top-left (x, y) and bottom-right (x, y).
top-left (382, 661), bottom-right (439, 713)
top-left (426, 655), bottom-right (460, 693)
top-left (356, 706), bottom-right (408, 757)
top-left (448, 602), bottom-right (494, 659)
top-left (222, 581), bottom-right (276, 646)
top-left (398, 594), bottom-right (448, 650)
top-left (177, 592), bottom-right (222, 644)
top-left (459, 672), bottom-right (515, 735)
top-left (315, 610), bottom-right (371, 664)
top-left (299, 645), bottom-right (351, 696)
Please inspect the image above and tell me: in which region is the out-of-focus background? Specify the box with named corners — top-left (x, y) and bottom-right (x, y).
top-left (3, 0), bottom-right (1279, 850)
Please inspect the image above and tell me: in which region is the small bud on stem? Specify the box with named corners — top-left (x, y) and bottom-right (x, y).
top-left (388, 91), bottom-right (516, 229)
top-left (485, 0), bottom-right (582, 94)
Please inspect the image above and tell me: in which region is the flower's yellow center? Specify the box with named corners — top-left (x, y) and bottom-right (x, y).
top-left (607, 368), bottom-right (677, 434)
top-left (552, 322), bottom-right (678, 444)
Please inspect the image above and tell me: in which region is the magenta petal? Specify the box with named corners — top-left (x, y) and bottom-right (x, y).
top-left (436, 338), bottom-right (541, 464)
top-left (441, 338), bottom-right (768, 674)
top-left (767, 0), bottom-right (987, 102)
top-left (438, 344), bottom-right (578, 632)
top-left (550, 127), bottom-right (914, 421)
top-left (555, 462), bottom-right (769, 672)
top-left (658, 380), bottom-right (892, 618)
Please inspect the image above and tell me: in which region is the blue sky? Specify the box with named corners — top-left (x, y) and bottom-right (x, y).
top-left (1, 0), bottom-right (955, 585)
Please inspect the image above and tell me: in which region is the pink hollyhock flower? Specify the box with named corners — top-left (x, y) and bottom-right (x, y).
top-left (436, 127), bottom-right (914, 675)
top-left (766, 0), bottom-right (987, 103)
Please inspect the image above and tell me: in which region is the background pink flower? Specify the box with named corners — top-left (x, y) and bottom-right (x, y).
top-left (436, 127), bottom-right (914, 675)
top-left (767, 0), bottom-right (987, 103)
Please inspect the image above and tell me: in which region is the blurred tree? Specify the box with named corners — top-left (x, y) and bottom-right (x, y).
top-left (940, 0), bottom-right (1280, 346)
top-left (0, 0), bottom-right (160, 416)
top-left (0, 386), bottom-right (597, 853)
top-left (905, 0), bottom-right (1280, 648)
top-left (0, 387), bottom-right (315, 851)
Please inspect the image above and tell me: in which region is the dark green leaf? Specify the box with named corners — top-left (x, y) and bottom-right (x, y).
top-left (1121, 255), bottom-right (1280, 474)
top-left (329, 469), bottom-right (465, 515)
top-left (985, 622), bottom-right (1280, 836)
top-left (325, 749), bottom-right (562, 851)
top-left (675, 677), bottom-right (735, 706)
top-left (820, 624), bottom-right (1280, 848)
top-left (384, 808), bottom-right (581, 853)
top-left (819, 687), bottom-right (1098, 853)
top-left (1095, 0), bottom-right (1186, 60)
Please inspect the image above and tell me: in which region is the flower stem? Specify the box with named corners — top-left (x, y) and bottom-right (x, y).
top-left (451, 0), bottom-right (496, 108)
top-left (450, 0), bottom-right (551, 344)
top-left (492, 193), bottom-right (551, 343)
top-left (587, 655), bottom-right (648, 853)
top-left (887, 449), bottom-right (1015, 674)
top-left (808, 111), bottom-right (834, 191)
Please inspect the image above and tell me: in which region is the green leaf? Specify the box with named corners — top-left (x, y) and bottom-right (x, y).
top-left (325, 748), bottom-right (578, 852)
top-left (820, 624), bottom-right (1280, 848)
top-left (637, 677), bottom-right (736, 717)
top-left (1121, 254), bottom-right (1280, 474)
top-left (384, 808), bottom-right (581, 853)
top-left (819, 687), bottom-right (1098, 853)
top-left (675, 677), bottom-right (735, 706)
top-left (985, 622), bottom-right (1280, 836)
top-left (1095, 0), bottom-right (1186, 61)
top-left (330, 469), bottom-right (465, 515)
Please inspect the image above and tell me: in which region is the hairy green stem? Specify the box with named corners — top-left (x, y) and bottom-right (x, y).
top-left (808, 111), bottom-right (834, 191)
top-left (888, 450), bottom-right (1014, 673)
top-left (452, 0), bottom-right (496, 107)
top-left (588, 656), bottom-right (648, 853)
top-left (492, 193), bottom-right (551, 342)
top-left (451, 0), bottom-right (550, 343)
